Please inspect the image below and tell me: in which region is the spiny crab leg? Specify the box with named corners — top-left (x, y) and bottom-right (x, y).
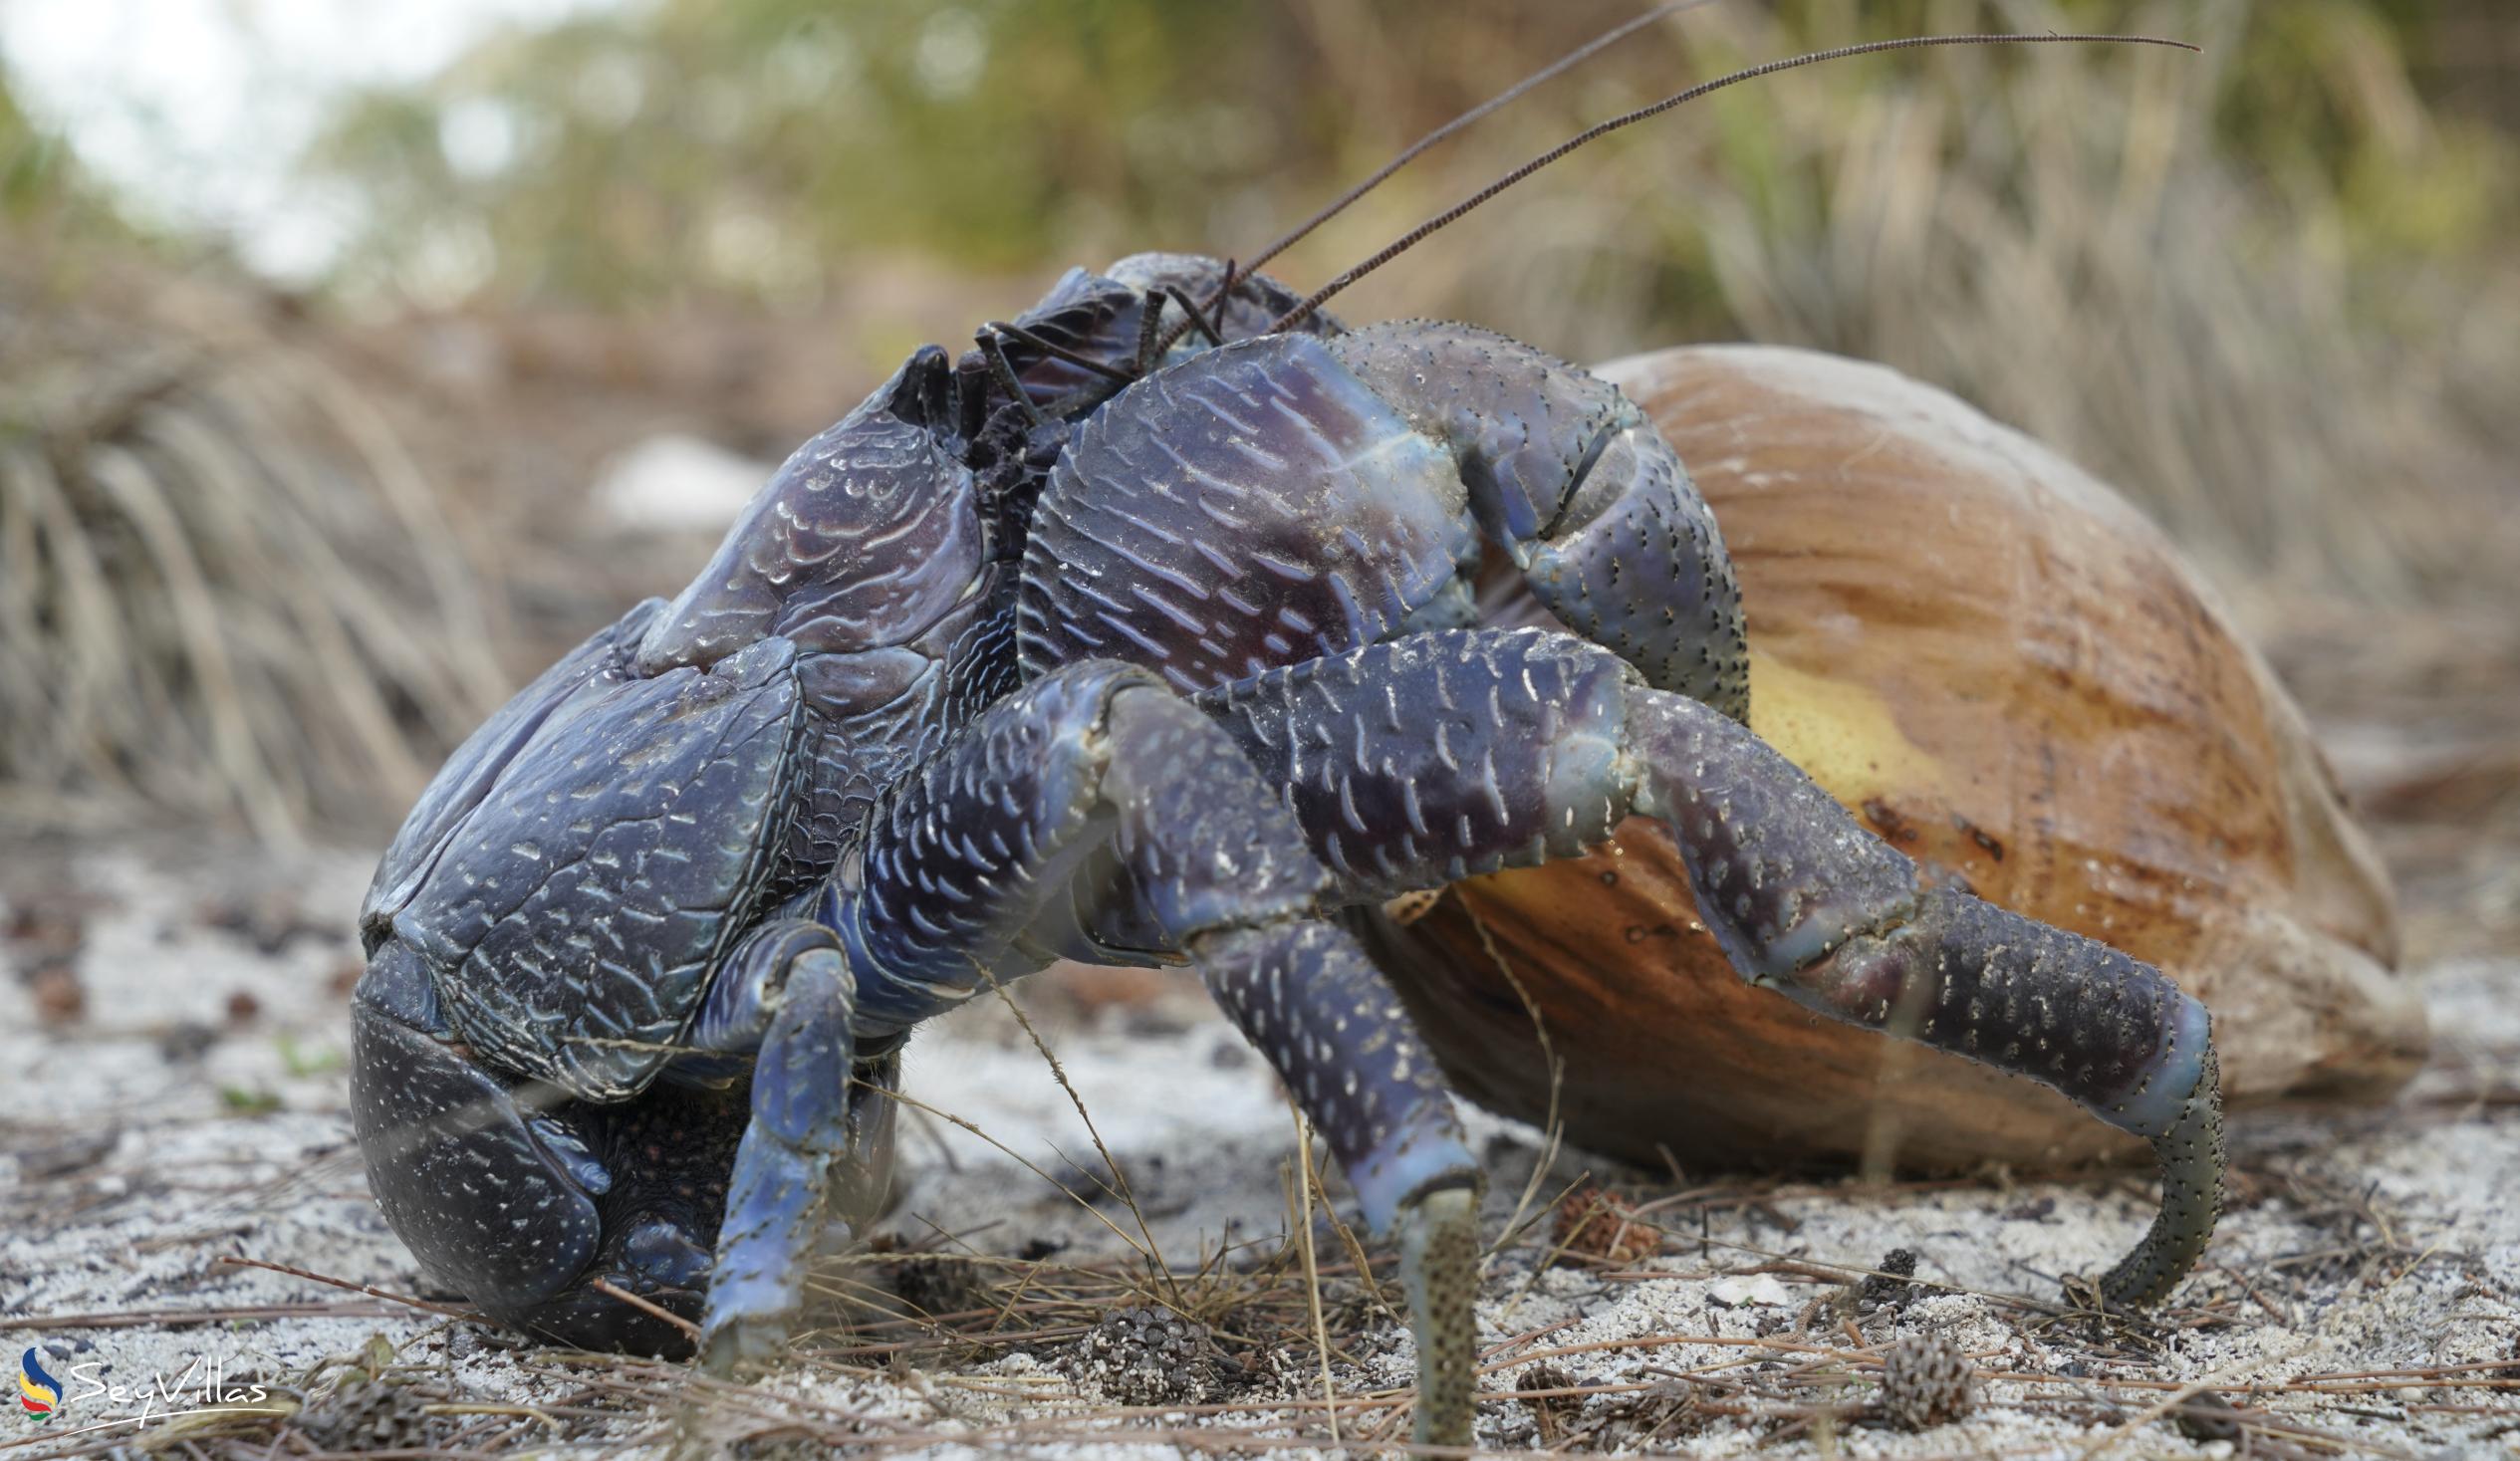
top-left (1197, 626), bottom-right (2226, 1311)
top-left (817, 660), bottom-right (1490, 1444)
top-left (1772, 874), bottom-right (2225, 1305)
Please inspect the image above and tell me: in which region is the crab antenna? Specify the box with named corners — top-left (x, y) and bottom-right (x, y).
top-left (1267, 32), bottom-right (2198, 334)
top-left (1239, 2), bottom-right (1705, 284)
top-left (1155, 0), bottom-right (1706, 362)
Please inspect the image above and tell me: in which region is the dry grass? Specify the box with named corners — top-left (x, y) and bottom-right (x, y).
top-left (36, 1161), bottom-right (2510, 1458)
top-left (1669, 1), bottom-right (2518, 603)
top-left (0, 250), bottom-right (511, 841)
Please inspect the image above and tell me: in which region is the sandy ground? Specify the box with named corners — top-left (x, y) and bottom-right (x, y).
top-left (2, 840), bottom-right (2515, 1458)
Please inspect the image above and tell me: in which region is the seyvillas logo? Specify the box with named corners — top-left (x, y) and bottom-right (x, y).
top-left (13, 1344), bottom-right (280, 1439)
top-left (17, 1348), bottom-right (61, 1418)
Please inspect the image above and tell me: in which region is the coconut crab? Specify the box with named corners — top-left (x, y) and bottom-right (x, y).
top-left (350, 29), bottom-right (2217, 1446)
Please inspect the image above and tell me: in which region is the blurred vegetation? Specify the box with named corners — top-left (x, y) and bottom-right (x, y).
top-left (306, 1), bottom-right (2515, 306)
top-left (303, 0), bottom-right (2517, 598)
top-left (1, 67), bottom-right (114, 246)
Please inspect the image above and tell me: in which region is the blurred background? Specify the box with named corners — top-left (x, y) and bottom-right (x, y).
top-left (1, 0), bottom-right (2513, 962)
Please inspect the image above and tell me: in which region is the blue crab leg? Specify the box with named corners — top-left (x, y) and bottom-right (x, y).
top-left (832, 661), bottom-right (1484, 1445)
top-left (692, 920), bottom-right (861, 1371)
top-left (1196, 627), bottom-right (2224, 1306)
top-left (676, 916), bottom-right (903, 1230)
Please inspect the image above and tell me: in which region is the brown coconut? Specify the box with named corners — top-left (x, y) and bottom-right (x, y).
top-left (1365, 344), bottom-right (2425, 1173)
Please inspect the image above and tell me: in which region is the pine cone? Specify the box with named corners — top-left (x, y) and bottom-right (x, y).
top-left (891, 1254), bottom-right (990, 1318)
top-left (1521, 1360), bottom-right (1582, 1443)
top-left (2173, 1389), bottom-right (2246, 1441)
top-left (1065, 1304), bottom-right (1223, 1406)
top-left (1881, 1331), bottom-right (1976, 1430)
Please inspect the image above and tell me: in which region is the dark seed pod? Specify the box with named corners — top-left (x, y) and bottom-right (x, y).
top-left (2172, 1390), bottom-right (2247, 1442)
top-left (889, 1254), bottom-right (990, 1319)
top-left (1881, 1331), bottom-right (1976, 1431)
top-left (1859, 1247), bottom-right (1920, 1311)
top-left (1520, 1360), bottom-right (1583, 1444)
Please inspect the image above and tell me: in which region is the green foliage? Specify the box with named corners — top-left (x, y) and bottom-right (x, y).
top-left (0, 65), bottom-right (110, 236)
top-left (301, 1), bottom-right (2515, 340)
top-left (221, 1085), bottom-right (284, 1114)
top-left (310, 0), bottom-right (1309, 307)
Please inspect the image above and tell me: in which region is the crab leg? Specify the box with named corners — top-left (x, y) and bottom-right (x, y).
top-left (694, 920), bottom-right (862, 1370)
top-left (834, 661), bottom-right (1486, 1444)
top-left (1197, 627), bottom-right (2224, 1305)
top-left (678, 926), bottom-right (904, 1238)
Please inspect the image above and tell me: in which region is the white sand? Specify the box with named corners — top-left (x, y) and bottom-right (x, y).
top-left (3, 840), bottom-right (2513, 1457)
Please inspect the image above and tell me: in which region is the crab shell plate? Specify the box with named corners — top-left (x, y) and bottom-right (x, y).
top-left (369, 621), bottom-right (809, 1100)
top-left (1370, 344), bottom-right (2426, 1172)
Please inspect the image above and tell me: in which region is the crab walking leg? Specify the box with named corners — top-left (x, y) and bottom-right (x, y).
top-left (1197, 628), bottom-right (2224, 1304)
top-left (1016, 323), bottom-right (1747, 719)
top-left (678, 915), bottom-right (905, 1234)
top-left (830, 661), bottom-right (1484, 1445)
top-left (696, 920), bottom-right (861, 1369)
